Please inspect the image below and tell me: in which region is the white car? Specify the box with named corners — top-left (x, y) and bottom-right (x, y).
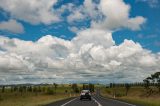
top-left (80, 90), bottom-right (91, 100)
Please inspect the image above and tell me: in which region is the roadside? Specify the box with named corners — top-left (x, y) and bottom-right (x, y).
top-left (0, 93), bottom-right (77, 106)
top-left (0, 84), bottom-right (79, 106)
top-left (100, 86), bottom-right (160, 106)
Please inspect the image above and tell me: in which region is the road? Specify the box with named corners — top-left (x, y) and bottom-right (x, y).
top-left (46, 90), bottom-right (138, 106)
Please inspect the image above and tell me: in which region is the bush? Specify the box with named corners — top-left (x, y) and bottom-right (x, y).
top-left (46, 87), bottom-right (55, 95)
top-left (107, 90), bottom-right (111, 94)
top-left (0, 95), bottom-right (3, 101)
top-left (115, 93), bottom-right (126, 97)
top-left (42, 86), bottom-right (46, 92)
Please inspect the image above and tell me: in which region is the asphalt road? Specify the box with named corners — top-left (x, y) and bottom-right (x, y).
top-left (46, 92), bottom-right (138, 106)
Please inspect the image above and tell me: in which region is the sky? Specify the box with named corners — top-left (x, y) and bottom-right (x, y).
top-left (0, 0), bottom-right (160, 84)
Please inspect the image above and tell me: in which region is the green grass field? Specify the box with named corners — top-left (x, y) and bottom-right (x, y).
top-left (0, 84), bottom-right (79, 106)
top-left (100, 86), bottom-right (160, 106)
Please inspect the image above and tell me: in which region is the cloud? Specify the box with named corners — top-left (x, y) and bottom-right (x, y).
top-left (0, 0), bottom-right (157, 84)
top-left (66, 0), bottom-right (100, 23)
top-left (67, 10), bottom-right (86, 23)
top-left (0, 0), bottom-right (60, 25)
top-left (65, 0), bottom-right (102, 25)
top-left (0, 19), bottom-right (24, 33)
top-left (0, 0), bottom-right (146, 31)
top-left (136, 0), bottom-right (159, 8)
top-left (66, 0), bottom-right (146, 31)
top-left (0, 29), bottom-right (159, 84)
top-left (91, 0), bottom-right (146, 31)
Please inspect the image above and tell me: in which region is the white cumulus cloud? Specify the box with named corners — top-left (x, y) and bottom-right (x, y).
top-left (0, 0), bottom-right (158, 84)
top-left (0, 0), bottom-right (60, 25)
top-left (92, 0), bottom-right (146, 31)
top-left (0, 29), bottom-right (159, 84)
top-left (0, 19), bottom-right (24, 33)
top-left (66, 0), bottom-right (146, 31)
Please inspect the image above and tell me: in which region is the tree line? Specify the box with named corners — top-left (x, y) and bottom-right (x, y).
top-left (143, 72), bottom-right (160, 96)
top-left (0, 83), bottom-right (59, 95)
top-left (0, 83), bottom-right (95, 95)
top-left (108, 71), bottom-right (160, 97)
top-left (71, 83), bottom-right (95, 93)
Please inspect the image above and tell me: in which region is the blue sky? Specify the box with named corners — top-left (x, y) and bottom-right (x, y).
top-left (0, 0), bottom-right (159, 52)
top-left (0, 0), bottom-right (160, 84)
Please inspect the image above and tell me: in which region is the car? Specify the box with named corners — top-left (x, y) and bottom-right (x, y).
top-left (80, 90), bottom-right (91, 100)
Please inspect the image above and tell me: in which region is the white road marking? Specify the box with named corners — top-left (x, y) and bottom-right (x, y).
top-left (60, 98), bottom-right (77, 106)
top-left (92, 97), bottom-right (102, 106)
top-left (99, 96), bottom-right (136, 106)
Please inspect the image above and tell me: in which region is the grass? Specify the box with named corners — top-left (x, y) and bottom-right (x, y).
top-left (100, 86), bottom-right (160, 106)
top-left (0, 93), bottom-right (69, 106)
top-left (0, 84), bottom-right (79, 106)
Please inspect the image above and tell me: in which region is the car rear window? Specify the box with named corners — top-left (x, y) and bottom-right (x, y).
top-left (81, 90), bottom-right (90, 93)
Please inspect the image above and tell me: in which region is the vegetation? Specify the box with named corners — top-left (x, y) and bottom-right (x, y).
top-left (0, 72), bottom-right (159, 106)
top-left (0, 83), bottom-right (95, 106)
top-left (101, 71), bottom-right (160, 106)
top-left (143, 72), bottom-right (160, 95)
top-left (125, 83), bottom-right (131, 96)
top-left (82, 83), bottom-right (95, 92)
top-left (0, 84), bottom-right (80, 106)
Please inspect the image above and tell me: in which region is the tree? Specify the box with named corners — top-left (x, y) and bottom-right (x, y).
top-left (19, 86), bottom-right (23, 96)
top-left (27, 86), bottom-right (32, 92)
top-left (13, 86), bottom-right (18, 92)
top-left (109, 83), bottom-right (113, 88)
top-left (83, 84), bottom-right (85, 89)
top-left (89, 84), bottom-right (94, 92)
top-left (11, 86), bottom-right (14, 92)
top-left (46, 87), bottom-right (54, 95)
top-left (42, 86), bottom-right (46, 92)
top-left (72, 84), bottom-right (79, 93)
top-left (22, 86), bottom-right (27, 93)
top-left (2, 86), bottom-right (5, 93)
top-left (143, 77), bottom-right (153, 96)
top-left (53, 83), bottom-right (58, 92)
top-left (152, 72), bottom-right (160, 93)
top-left (38, 86), bottom-right (41, 92)
top-left (125, 83), bottom-right (131, 96)
top-left (33, 86), bottom-right (38, 96)
top-left (82, 84), bottom-right (89, 90)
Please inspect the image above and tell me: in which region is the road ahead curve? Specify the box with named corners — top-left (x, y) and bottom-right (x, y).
top-left (46, 95), bottom-right (138, 106)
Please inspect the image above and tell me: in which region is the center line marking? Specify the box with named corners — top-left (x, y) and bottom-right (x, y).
top-left (60, 98), bottom-right (77, 106)
top-left (92, 97), bottom-right (102, 106)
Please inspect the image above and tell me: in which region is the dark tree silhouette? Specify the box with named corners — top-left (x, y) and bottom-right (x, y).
top-left (19, 86), bottom-right (23, 96)
top-left (89, 84), bottom-right (94, 92)
top-left (72, 84), bottom-right (79, 93)
top-left (13, 86), bottom-right (18, 92)
top-left (53, 83), bottom-right (58, 92)
top-left (27, 86), bottom-right (32, 92)
top-left (151, 72), bottom-right (160, 93)
top-left (143, 77), bottom-right (153, 96)
top-left (2, 86), bottom-right (5, 93)
top-left (46, 87), bottom-right (54, 95)
top-left (42, 86), bottom-right (46, 92)
top-left (125, 83), bottom-right (131, 96)
top-left (33, 86), bottom-right (38, 96)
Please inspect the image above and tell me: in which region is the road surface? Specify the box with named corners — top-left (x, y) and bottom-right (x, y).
top-left (46, 91), bottom-right (138, 106)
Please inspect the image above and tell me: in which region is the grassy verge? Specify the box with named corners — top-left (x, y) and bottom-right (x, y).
top-left (0, 84), bottom-right (79, 106)
top-left (100, 86), bottom-right (160, 106)
top-left (0, 93), bottom-right (68, 106)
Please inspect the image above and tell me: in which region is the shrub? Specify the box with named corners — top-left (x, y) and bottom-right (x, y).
top-left (46, 87), bottom-right (55, 95)
top-left (0, 95), bottom-right (3, 101)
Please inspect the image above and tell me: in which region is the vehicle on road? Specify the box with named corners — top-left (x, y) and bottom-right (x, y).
top-left (80, 90), bottom-right (91, 100)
